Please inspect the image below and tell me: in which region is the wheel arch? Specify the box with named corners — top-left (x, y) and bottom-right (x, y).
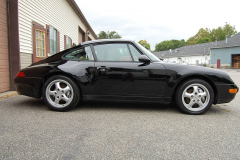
top-left (172, 74), bottom-right (218, 104)
top-left (39, 71), bottom-right (83, 98)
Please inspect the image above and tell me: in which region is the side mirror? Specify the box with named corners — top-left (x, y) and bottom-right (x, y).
top-left (139, 55), bottom-right (150, 63)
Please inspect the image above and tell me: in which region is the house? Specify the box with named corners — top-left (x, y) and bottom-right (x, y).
top-left (153, 32), bottom-right (240, 68)
top-left (153, 47), bottom-right (210, 66)
top-left (153, 43), bottom-right (212, 67)
top-left (0, 0), bottom-right (97, 93)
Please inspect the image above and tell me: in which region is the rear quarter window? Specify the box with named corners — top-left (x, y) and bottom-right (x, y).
top-left (63, 46), bottom-right (94, 61)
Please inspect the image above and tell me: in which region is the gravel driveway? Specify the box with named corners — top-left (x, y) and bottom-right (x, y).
top-left (0, 69), bottom-right (240, 159)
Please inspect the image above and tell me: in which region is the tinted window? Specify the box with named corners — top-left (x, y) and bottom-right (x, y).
top-left (63, 46), bottom-right (94, 60)
top-left (94, 44), bottom-right (132, 61)
top-left (129, 44), bottom-right (142, 61)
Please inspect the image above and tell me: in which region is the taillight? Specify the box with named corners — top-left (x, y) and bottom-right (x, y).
top-left (16, 72), bottom-right (25, 77)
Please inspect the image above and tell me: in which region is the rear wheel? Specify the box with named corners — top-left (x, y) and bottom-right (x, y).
top-left (42, 75), bottom-right (80, 111)
top-left (176, 79), bottom-right (214, 115)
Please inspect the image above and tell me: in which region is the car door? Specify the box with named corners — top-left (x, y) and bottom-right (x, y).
top-left (93, 43), bottom-right (166, 97)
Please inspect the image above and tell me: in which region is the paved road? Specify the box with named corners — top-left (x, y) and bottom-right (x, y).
top-left (0, 69), bottom-right (240, 159)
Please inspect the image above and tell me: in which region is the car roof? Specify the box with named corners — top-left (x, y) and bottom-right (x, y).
top-left (80, 39), bottom-right (134, 45)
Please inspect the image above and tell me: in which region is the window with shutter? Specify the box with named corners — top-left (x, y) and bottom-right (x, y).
top-left (35, 30), bottom-right (46, 57)
top-left (65, 35), bottom-right (72, 49)
top-left (49, 26), bottom-right (58, 54)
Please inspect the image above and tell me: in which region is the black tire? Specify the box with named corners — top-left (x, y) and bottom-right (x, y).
top-left (175, 79), bottom-right (214, 115)
top-left (42, 75), bottom-right (80, 111)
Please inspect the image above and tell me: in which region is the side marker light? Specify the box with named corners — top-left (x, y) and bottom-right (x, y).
top-left (229, 89), bottom-right (238, 93)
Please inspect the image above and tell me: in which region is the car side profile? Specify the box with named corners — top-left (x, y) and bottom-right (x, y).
top-left (14, 39), bottom-right (238, 114)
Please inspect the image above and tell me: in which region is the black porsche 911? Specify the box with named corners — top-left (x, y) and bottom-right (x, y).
top-left (14, 39), bottom-right (238, 114)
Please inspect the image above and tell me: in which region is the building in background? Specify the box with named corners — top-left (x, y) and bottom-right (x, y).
top-left (0, 0), bottom-right (97, 93)
top-left (153, 43), bottom-right (212, 67)
top-left (154, 48), bottom-right (210, 66)
top-left (153, 32), bottom-right (240, 68)
top-left (210, 33), bottom-right (240, 69)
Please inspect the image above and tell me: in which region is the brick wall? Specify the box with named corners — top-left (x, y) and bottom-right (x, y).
top-left (0, 0), bottom-right (10, 92)
top-left (20, 53), bottom-right (32, 69)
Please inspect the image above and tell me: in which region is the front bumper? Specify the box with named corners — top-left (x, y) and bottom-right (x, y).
top-left (215, 84), bottom-right (238, 104)
top-left (14, 77), bottom-right (42, 98)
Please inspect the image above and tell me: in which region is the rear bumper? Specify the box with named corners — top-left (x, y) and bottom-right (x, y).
top-left (14, 77), bottom-right (42, 98)
top-left (215, 84), bottom-right (238, 104)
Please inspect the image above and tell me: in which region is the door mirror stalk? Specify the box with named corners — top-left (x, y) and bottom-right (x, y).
top-left (138, 55), bottom-right (150, 66)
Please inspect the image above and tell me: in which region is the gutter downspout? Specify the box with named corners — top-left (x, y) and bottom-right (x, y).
top-left (6, 0), bottom-right (11, 90)
top-left (86, 28), bottom-right (90, 41)
top-left (7, 0), bottom-right (20, 91)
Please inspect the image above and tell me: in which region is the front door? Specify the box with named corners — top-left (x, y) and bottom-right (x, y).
top-left (217, 59), bottom-right (221, 68)
top-left (32, 22), bottom-right (47, 63)
top-left (95, 62), bottom-right (166, 96)
top-left (93, 43), bottom-right (166, 97)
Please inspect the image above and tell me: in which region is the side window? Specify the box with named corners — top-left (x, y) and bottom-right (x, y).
top-left (129, 44), bottom-right (142, 61)
top-left (93, 43), bottom-right (132, 61)
top-left (63, 46), bottom-right (94, 60)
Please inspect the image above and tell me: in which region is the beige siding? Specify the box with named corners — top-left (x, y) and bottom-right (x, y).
top-left (18, 0), bottom-right (96, 55)
top-left (0, 0), bottom-right (10, 92)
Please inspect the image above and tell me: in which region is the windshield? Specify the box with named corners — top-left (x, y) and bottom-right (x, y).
top-left (135, 42), bottom-right (160, 62)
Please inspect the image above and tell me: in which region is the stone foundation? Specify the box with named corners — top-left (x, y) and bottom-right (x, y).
top-left (210, 64), bottom-right (231, 69)
top-left (20, 53), bottom-right (32, 69)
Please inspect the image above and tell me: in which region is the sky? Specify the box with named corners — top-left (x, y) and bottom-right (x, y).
top-left (76, 0), bottom-right (240, 50)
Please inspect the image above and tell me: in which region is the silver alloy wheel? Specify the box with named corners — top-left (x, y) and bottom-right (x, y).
top-left (182, 83), bottom-right (210, 112)
top-left (45, 79), bottom-right (74, 108)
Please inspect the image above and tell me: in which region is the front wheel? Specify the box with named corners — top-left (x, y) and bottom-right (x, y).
top-left (176, 79), bottom-right (214, 115)
top-left (42, 75), bottom-right (80, 111)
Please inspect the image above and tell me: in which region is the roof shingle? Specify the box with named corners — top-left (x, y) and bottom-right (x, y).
top-left (153, 32), bottom-right (240, 58)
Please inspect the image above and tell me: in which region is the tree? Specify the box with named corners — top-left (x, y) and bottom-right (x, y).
top-left (195, 37), bottom-right (212, 44)
top-left (154, 23), bottom-right (237, 51)
top-left (209, 27), bottom-right (224, 41)
top-left (187, 28), bottom-right (210, 45)
top-left (186, 37), bottom-right (196, 45)
top-left (223, 22), bottom-right (237, 38)
top-left (138, 40), bottom-right (151, 50)
top-left (155, 39), bottom-right (186, 52)
top-left (210, 22), bottom-right (237, 41)
top-left (98, 31), bottom-right (122, 39)
top-left (98, 31), bottom-right (108, 39)
top-left (187, 23), bottom-right (237, 44)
